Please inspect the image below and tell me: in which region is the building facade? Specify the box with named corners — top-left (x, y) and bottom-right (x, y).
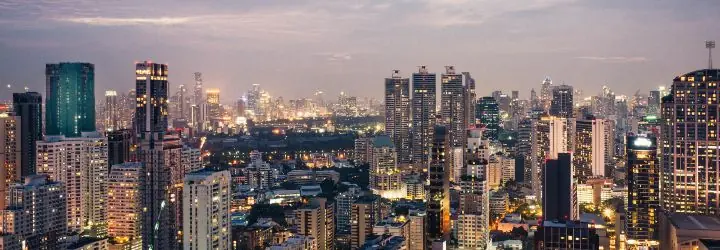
top-left (384, 70), bottom-right (412, 165)
top-left (12, 91), bottom-right (42, 178)
top-left (183, 170), bottom-right (232, 250)
top-left (411, 66), bottom-right (437, 168)
top-left (45, 62), bottom-right (95, 137)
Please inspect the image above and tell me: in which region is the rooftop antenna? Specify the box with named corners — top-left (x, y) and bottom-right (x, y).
top-left (417, 65), bottom-right (428, 74)
top-left (707, 40), bottom-right (715, 69)
top-left (24, 86), bottom-right (29, 92)
top-left (392, 70), bottom-right (400, 78)
top-left (444, 65), bottom-right (455, 74)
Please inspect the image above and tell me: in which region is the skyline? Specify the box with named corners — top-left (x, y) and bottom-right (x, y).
top-left (1, 0), bottom-right (719, 102)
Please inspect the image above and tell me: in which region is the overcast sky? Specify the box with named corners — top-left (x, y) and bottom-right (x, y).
top-left (0, 0), bottom-right (718, 103)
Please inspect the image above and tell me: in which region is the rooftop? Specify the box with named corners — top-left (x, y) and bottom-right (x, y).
top-left (675, 69), bottom-right (720, 81)
top-left (669, 213), bottom-right (720, 231)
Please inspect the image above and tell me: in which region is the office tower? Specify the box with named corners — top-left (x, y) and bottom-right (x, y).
top-left (369, 136), bottom-right (404, 199)
top-left (475, 96), bottom-right (500, 141)
top-left (530, 116), bottom-right (571, 200)
top-left (427, 126), bottom-right (450, 244)
top-left (135, 61), bottom-right (174, 250)
top-left (107, 129), bottom-right (133, 166)
top-left (235, 98), bottom-right (246, 117)
top-left (174, 84), bottom-right (188, 122)
top-left (12, 92), bottom-right (42, 177)
top-left (625, 136), bottom-right (659, 246)
top-left (662, 69), bottom-right (720, 215)
top-left (183, 170), bottom-right (231, 250)
top-left (193, 72), bottom-right (203, 106)
top-left (411, 66), bottom-right (437, 168)
top-left (517, 118), bottom-right (533, 182)
top-left (540, 77), bottom-right (553, 112)
top-left (295, 197), bottom-right (334, 250)
top-left (244, 151), bottom-right (274, 190)
top-left (36, 132), bottom-right (107, 233)
top-left (45, 62), bottom-right (95, 137)
top-left (107, 162), bottom-right (142, 246)
top-left (336, 187), bottom-right (362, 235)
top-left (543, 153), bottom-right (578, 221)
top-left (0, 114), bottom-right (20, 208)
top-left (550, 84), bottom-right (574, 118)
top-left (384, 70), bottom-right (412, 165)
top-left (440, 66), bottom-right (466, 147)
top-left (2, 175), bottom-right (66, 249)
top-left (351, 195), bottom-right (381, 249)
top-left (105, 90), bottom-right (119, 131)
top-left (574, 117), bottom-right (610, 180)
top-left (530, 88), bottom-right (540, 109)
top-left (206, 88), bottom-right (221, 121)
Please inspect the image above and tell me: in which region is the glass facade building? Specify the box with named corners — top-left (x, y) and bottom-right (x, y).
top-left (45, 62), bottom-right (95, 137)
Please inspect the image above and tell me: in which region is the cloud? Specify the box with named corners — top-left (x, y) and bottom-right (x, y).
top-left (575, 56), bottom-right (649, 63)
top-left (58, 17), bottom-right (191, 26)
top-left (411, 0), bottom-right (579, 27)
top-left (316, 53), bottom-right (353, 62)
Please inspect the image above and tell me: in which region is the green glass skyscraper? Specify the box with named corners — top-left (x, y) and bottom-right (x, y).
top-left (45, 62), bottom-right (96, 137)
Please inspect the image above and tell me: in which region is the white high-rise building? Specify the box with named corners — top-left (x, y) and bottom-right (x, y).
top-left (183, 170), bottom-right (231, 250)
top-left (574, 118), bottom-right (611, 179)
top-left (370, 136), bottom-right (405, 199)
top-left (2, 175), bottom-right (66, 249)
top-left (36, 132), bottom-right (108, 233)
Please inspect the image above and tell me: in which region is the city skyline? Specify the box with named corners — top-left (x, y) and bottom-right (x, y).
top-left (1, 0), bottom-right (719, 101)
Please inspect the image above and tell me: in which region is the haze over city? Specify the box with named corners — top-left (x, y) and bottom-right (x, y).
top-left (1, 0), bottom-right (719, 102)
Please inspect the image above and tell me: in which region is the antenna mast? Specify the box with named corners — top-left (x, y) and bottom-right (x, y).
top-left (707, 40), bottom-right (715, 69)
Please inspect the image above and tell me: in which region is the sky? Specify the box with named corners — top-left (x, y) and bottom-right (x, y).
top-left (0, 0), bottom-right (718, 103)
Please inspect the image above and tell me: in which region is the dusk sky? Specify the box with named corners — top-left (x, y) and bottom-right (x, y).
top-left (0, 0), bottom-right (718, 103)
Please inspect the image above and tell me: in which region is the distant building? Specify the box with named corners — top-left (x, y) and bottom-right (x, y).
top-left (354, 137), bottom-right (373, 164)
top-left (0, 113), bottom-right (21, 207)
top-left (543, 153), bottom-right (578, 221)
top-left (411, 66), bottom-right (437, 169)
top-left (550, 84), bottom-right (573, 118)
top-left (107, 162), bottom-right (142, 245)
top-left (427, 126), bottom-right (451, 244)
top-left (351, 195), bottom-right (382, 249)
top-left (625, 135), bottom-right (660, 247)
top-left (107, 129), bottom-right (133, 166)
top-left (370, 136), bottom-right (405, 199)
top-left (295, 197), bottom-right (335, 250)
top-left (286, 170), bottom-right (339, 186)
top-left (475, 96), bottom-right (500, 141)
top-left (183, 170), bottom-right (232, 250)
top-left (384, 70), bottom-right (412, 165)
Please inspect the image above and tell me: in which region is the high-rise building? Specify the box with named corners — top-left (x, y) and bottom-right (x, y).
top-left (457, 129), bottom-right (489, 249)
top-left (463, 72), bottom-right (476, 127)
top-left (12, 91), bottom-right (42, 178)
top-left (105, 90), bottom-right (120, 131)
top-left (661, 69), bottom-right (720, 215)
top-left (134, 61), bottom-right (176, 250)
top-left (530, 116), bottom-right (571, 200)
top-left (351, 195), bottom-right (382, 249)
top-left (354, 136), bottom-right (373, 164)
top-left (36, 132), bottom-right (108, 233)
top-left (107, 129), bottom-right (134, 166)
top-left (535, 221), bottom-right (600, 249)
top-left (411, 66), bottom-right (437, 168)
top-left (427, 126), bottom-right (450, 244)
top-left (295, 197), bottom-right (335, 250)
top-left (647, 90), bottom-right (661, 116)
top-left (550, 84), bottom-right (574, 118)
top-left (370, 136), bottom-right (404, 199)
top-left (246, 84), bottom-right (260, 116)
top-left (193, 72), bottom-right (203, 106)
top-left (2, 175), bottom-right (66, 250)
top-left (574, 117), bottom-right (610, 180)
top-left (183, 170), bottom-right (231, 250)
top-left (0, 113), bottom-right (21, 208)
top-left (625, 136), bottom-right (660, 246)
top-left (475, 97), bottom-right (500, 141)
top-left (384, 70), bottom-right (412, 165)
top-left (107, 162), bottom-right (142, 246)
top-left (543, 153), bottom-right (578, 221)
top-left (540, 77), bottom-right (553, 112)
top-left (336, 186), bottom-right (362, 235)
top-left (408, 210), bottom-right (426, 250)
top-left (45, 62), bottom-right (95, 137)
top-left (440, 66), bottom-right (466, 148)
top-left (206, 88), bottom-right (221, 121)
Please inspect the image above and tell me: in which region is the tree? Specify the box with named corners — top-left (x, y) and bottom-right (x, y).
top-left (247, 204), bottom-right (288, 226)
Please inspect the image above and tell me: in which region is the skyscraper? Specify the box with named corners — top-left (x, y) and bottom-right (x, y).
top-left (206, 88), bottom-right (221, 122)
top-left (295, 197), bottom-right (335, 250)
top-left (45, 62), bottom-right (95, 137)
top-left (351, 195), bottom-right (382, 249)
top-left (540, 77), bottom-right (553, 112)
top-left (427, 126), bottom-right (450, 244)
top-left (183, 170), bottom-right (231, 250)
top-left (12, 91), bottom-right (42, 178)
top-left (370, 136), bottom-right (404, 199)
top-left (105, 90), bottom-right (119, 131)
top-left (193, 72), bottom-right (203, 106)
top-left (543, 153), bottom-right (578, 221)
top-left (550, 84), bottom-right (574, 118)
top-left (662, 69), bottom-right (720, 215)
top-left (625, 136), bottom-right (660, 247)
top-left (440, 66), bottom-right (466, 148)
top-left (134, 61), bottom-right (174, 250)
top-left (107, 129), bottom-right (134, 166)
top-left (475, 96), bottom-right (500, 141)
top-left (0, 113), bottom-right (21, 208)
top-left (412, 66), bottom-right (437, 168)
top-left (457, 129), bottom-right (489, 249)
top-left (36, 132), bottom-right (108, 234)
top-left (463, 72), bottom-right (476, 127)
top-left (574, 117), bottom-right (609, 180)
top-left (384, 70), bottom-right (412, 165)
